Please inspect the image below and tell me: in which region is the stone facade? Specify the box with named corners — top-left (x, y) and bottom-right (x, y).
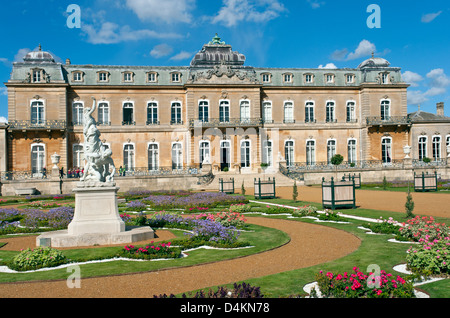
top-left (4, 35), bottom-right (445, 178)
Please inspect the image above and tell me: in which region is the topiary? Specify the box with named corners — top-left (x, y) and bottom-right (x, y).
top-left (9, 246), bottom-right (69, 271)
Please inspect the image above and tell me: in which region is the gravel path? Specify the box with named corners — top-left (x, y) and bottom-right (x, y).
top-left (0, 217), bottom-right (360, 298)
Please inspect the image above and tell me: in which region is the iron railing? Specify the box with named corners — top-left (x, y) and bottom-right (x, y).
top-left (366, 116), bottom-right (411, 126)
top-left (8, 120), bottom-right (66, 130)
top-left (189, 118), bottom-right (263, 128)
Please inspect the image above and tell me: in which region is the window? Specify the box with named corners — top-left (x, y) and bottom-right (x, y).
top-left (220, 140), bottom-right (231, 170)
top-left (284, 101), bottom-right (294, 123)
top-left (31, 144), bottom-right (45, 176)
top-left (72, 71), bottom-right (83, 82)
top-left (285, 140), bottom-right (294, 167)
top-left (31, 100), bottom-right (45, 125)
top-left (304, 74), bottom-right (313, 83)
top-left (72, 102), bottom-right (84, 125)
top-left (432, 136), bottom-right (441, 161)
top-left (327, 140), bottom-right (336, 165)
top-left (381, 137), bottom-right (392, 164)
top-left (171, 72), bottom-right (181, 83)
top-left (263, 101), bottom-right (272, 123)
top-left (32, 69), bottom-right (42, 83)
top-left (305, 101), bottom-right (315, 123)
top-left (306, 140), bottom-right (315, 166)
top-left (147, 72), bottom-right (158, 83)
top-left (381, 100), bottom-right (390, 120)
top-left (381, 73), bottom-right (390, 84)
top-left (240, 100), bottom-right (250, 122)
top-left (346, 101), bottom-right (356, 122)
top-left (326, 101), bottom-right (335, 123)
top-left (199, 141), bottom-right (210, 166)
top-left (262, 73), bottom-right (271, 83)
top-left (262, 140), bottom-right (273, 167)
top-left (172, 143), bottom-right (183, 170)
top-left (326, 74), bottom-right (334, 83)
top-left (283, 73), bottom-right (293, 83)
top-left (346, 74), bottom-right (355, 84)
top-left (199, 100), bottom-right (209, 123)
top-left (73, 144), bottom-right (84, 168)
top-left (219, 100), bottom-right (230, 123)
top-left (123, 72), bottom-right (134, 83)
top-left (348, 139), bottom-right (357, 164)
top-left (447, 136), bottom-right (450, 155)
top-left (418, 136), bottom-right (427, 160)
top-left (148, 143), bottom-right (159, 171)
top-left (147, 102), bottom-right (158, 125)
top-left (122, 102), bottom-right (134, 125)
top-left (241, 140), bottom-right (251, 168)
top-left (171, 102), bottom-right (182, 124)
top-left (98, 102), bottom-right (110, 125)
top-left (98, 72), bottom-right (109, 82)
top-left (123, 144), bottom-right (135, 171)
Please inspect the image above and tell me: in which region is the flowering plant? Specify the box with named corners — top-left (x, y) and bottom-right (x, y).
top-left (365, 217), bottom-right (401, 236)
top-left (313, 267), bottom-right (415, 298)
top-left (125, 200), bottom-right (147, 212)
top-left (9, 246), bottom-right (68, 271)
top-left (318, 209), bottom-right (346, 222)
top-left (121, 241), bottom-right (181, 260)
top-left (292, 205), bottom-right (318, 217)
top-left (406, 236), bottom-right (450, 276)
top-left (264, 205), bottom-right (291, 214)
top-left (399, 216), bottom-right (449, 242)
top-left (229, 203), bottom-right (251, 213)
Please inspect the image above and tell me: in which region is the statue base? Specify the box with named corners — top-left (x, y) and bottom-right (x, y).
top-left (36, 184), bottom-right (154, 247)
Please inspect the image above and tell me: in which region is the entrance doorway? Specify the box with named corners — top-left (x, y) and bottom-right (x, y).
top-left (220, 140), bottom-right (231, 171)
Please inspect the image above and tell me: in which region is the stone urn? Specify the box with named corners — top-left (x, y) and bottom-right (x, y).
top-left (51, 152), bottom-right (61, 169)
top-left (403, 145), bottom-right (411, 159)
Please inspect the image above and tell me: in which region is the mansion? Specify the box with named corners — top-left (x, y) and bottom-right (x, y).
top-left (1, 35), bottom-right (449, 179)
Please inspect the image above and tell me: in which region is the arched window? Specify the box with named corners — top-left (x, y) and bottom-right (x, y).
top-left (381, 137), bottom-right (392, 164)
top-left (262, 101), bottom-right (272, 123)
top-left (172, 143), bottom-right (183, 170)
top-left (219, 100), bottom-right (230, 123)
top-left (381, 100), bottom-right (390, 120)
top-left (262, 140), bottom-right (273, 167)
top-left (284, 101), bottom-right (294, 123)
top-left (285, 140), bottom-right (294, 167)
top-left (240, 140), bottom-right (251, 168)
top-left (123, 102), bottom-right (134, 125)
top-left (148, 143), bottom-right (159, 171)
top-left (305, 101), bottom-right (315, 123)
top-left (31, 144), bottom-right (45, 176)
top-left (147, 102), bottom-right (158, 125)
top-left (346, 101), bottom-right (356, 122)
top-left (418, 136), bottom-right (427, 160)
top-left (123, 144), bottom-right (135, 171)
top-left (31, 100), bottom-right (45, 125)
top-left (199, 100), bottom-right (209, 123)
top-left (199, 141), bottom-right (210, 167)
top-left (73, 144), bottom-right (84, 168)
top-left (171, 102), bottom-right (182, 124)
top-left (240, 100), bottom-right (250, 122)
top-left (348, 139), bottom-right (357, 164)
top-left (98, 102), bottom-right (110, 125)
top-left (306, 140), bottom-right (315, 166)
top-left (432, 136), bottom-right (441, 161)
top-left (327, 140), bottom-right (336, 164)
top-left (72, 102), bottom-right (84, 125)
top-left (326, 101), bottom-right (335, 123)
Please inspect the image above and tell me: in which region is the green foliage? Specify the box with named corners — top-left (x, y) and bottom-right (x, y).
top-left (241, 182), bottom-right (246, 196)
top-left (330, 154), bottom-right (344, 165)
top-left (422, 157), bottom-right (431, 163)
top-left (405, 190), bottom-right (415, 218)
top-left (382, 176), bottom-right (390, 190)
top-left (292, 181), bottom-right (298, 201)
top-left (10, 247), bottom-right (69, 271)
top-left (291, 205), bottom-right (318, 217)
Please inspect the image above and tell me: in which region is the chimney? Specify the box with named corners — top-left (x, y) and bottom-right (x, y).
top-left (436, 102), bottom-right (444, 116)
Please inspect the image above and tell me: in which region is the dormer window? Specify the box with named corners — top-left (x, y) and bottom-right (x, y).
top-left (123, 72), bottom-right (134, 83)
top-left (31, 69), bottom-right (45, 83)
top-left (97, 71), bottom-right (110, 83)
top-left (283, 73), bottom-right (293, 83)
top-left (304, 73), bottom-right (314, 84)
top-left (381, 72), bottom-right (390, 84)
top-left (345, 74), bottom-right (355, 84)
top-left (72, 71), bottom-right (84, 82)
top-left (325, 74), bottom-right (335, 84)
top-left (147, 72), bottom-right (158, 83)
top-left (171, 72), bottom-right (181, 83)
top-left (261, 73), bottom-right (271, 83)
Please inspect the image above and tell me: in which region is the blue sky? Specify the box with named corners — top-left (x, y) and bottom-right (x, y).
top-left (1, 0), bottom-right (449, 120)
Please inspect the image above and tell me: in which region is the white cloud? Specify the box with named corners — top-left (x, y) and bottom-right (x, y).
top-left (0, 87), bottom-right (7, 96)
top-left (407, 68), bottom-right (450, 105)
top-left (307, 0), bottom-right (325, 9)
top-left (14, 48), bottom-right (31, 62)
top-left (212, 0), bottom-right (287, 27)
top-left (421, 11), bottom-right (442, 23)
top-left (150, 44), bottom-right (173, 58)
top-left (331, 40), bottom-right (378, 61)
top-left (125, 0), bottom-right (195, 24)
top-left (318, 63), bottom-right (337, 69)
top-left (82, 22), bottom-right (181, 44)
top-left (402, 71), bottom-right (423, 87)
top-left (0, 116), bottom-right (7, 123)
top-left (170, 51), bottom-right (194, 61)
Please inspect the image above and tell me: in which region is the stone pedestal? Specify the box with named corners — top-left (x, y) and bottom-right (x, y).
top-left (36, 182), bottom-right (154, 247)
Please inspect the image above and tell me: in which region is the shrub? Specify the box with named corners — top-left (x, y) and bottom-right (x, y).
top-left (154, 282), bottom-right (264, 298)
top-left (330, 154), bottom-right (344, 166)
top-left (318, 209), bottom-right (346, 222)
top-left (366, 217), bottom-right (401, 235)
top-left (264, 205), bottom-right (291, 214)
top-left (292, 181), bottom-right (298, 201)
top-left (9, 246), bottom-right (69, 271)
top-left (406, 236), bottom-right (450, 276)
top-left (292, 205), bottom-right (318, 217)
top-left (212, 211), bottom-right (247, 228)
top-left (405, 190), bottom-right (415, 218)
top-left (399, 216), bottom-right (449, 242)
top-left (120, 242), bottom-right (181, 260)
top-left (229, 203), bottom-right (251, 213)
top-left (313, 267), bottom-right (415, 298)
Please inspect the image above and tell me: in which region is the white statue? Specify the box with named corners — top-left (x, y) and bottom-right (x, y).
top-left (80, 97), bottom-right (116, 183)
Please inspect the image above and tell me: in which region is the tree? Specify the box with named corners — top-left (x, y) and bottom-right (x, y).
top-left (241, 181), bottom-right (246, 196)
top-left (405, 189), bottom-right (415, 218)
top-left (293, 181), bottom-right (298, 201)
top-left (330, 154), bottom-right (344, 166)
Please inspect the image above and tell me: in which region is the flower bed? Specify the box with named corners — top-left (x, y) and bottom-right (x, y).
top-left (312, 267), bottom-right (415, 298)
top-left (399, 216), bottom-right (449, 242)
top-left (292, 205), bottom-right (318, 217)
top-left (120, 242), bottom-right (181, 260)
top-left (365, 217), bottom-right (402, 236)
top-left (9, 246), bottom-right (69, 271)
top-left (406, 236), bottom-right (450, 276)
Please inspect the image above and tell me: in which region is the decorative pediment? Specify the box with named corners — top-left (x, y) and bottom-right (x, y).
top-left (188, 64), bottom-right (258, 85)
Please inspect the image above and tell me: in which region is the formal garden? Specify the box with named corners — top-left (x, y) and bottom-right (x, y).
top-left (0, 188), bottom-right (449, 298)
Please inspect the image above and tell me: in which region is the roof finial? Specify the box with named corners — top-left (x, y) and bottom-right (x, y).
top-left (418, 104), bottom-right (420, 111)
top-left (371, 51), bottom-right (374, 58)
top-left (38, 44), bottom-right (42, 51)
